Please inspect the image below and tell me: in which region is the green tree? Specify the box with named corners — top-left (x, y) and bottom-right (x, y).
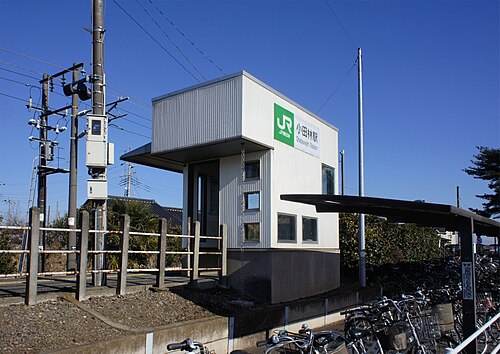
top-left (339, 213), bottom-right (440, 271)
top-left (105, 200), bottom-right (182, 269)
top-left (463, 146), bottom-right (500, 218)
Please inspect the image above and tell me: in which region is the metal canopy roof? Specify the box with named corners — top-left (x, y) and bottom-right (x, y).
top-left (280, 194), bottom-right (500, 237)
top-left (121, 137), bottom-right (272, 173)
top-left (281, 193), bottom-right (499, 353)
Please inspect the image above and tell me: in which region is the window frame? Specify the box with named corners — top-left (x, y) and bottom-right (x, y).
top-left (244, 160), bottom-right (261, 180)
top-left (302, 216), bottom-right (318, 244)
top-left (322, 164), bottom-right (335, 195)
top-left (277, 212), bottom-right (297, 243)
top-left (243, 222), bottom-right (260, 243)
top-left (244, 191), bottom-right (260, 211)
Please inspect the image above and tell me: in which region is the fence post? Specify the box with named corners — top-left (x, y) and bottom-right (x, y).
top-left (26, 207), bottom-right (40, 306)
top-left (155, 218), bottom-right (167, 289)
top-left (190, 221), bottom-right (200, 282)
top-left (76, 210), bottom-right (89, 301)
top-left (117, 214), bottom-right (130, 296)
top-left (219, 224), bottom-right (227, 287)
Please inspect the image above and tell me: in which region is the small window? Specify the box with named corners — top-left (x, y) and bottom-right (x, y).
top-left (302, 217), bottom-right (318, 242)
top-left (245, 161), bottom-right (260, 179)
top-left (91, 119), bottom-right (102, 135)
top-left (244, 192), bottom-right (260, 210)
top-left (278, 213), bottom-right (296, 242)
top-left (322, 164), bottom-right (335, 195)
top-left (244, 223), bottom-right (260, 242)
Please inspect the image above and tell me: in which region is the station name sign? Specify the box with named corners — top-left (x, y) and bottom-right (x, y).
top-left (274, 103), bottom-right (320, 157)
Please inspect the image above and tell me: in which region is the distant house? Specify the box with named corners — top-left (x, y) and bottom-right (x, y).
top-left (83, 196), bottom-right (182, 229)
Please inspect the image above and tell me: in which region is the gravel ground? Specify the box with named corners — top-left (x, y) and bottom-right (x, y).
top-left (0, 286), bottom-right (252, 353)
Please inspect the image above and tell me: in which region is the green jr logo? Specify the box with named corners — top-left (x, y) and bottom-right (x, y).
top-left (274, 103), bottom-right (294, 147)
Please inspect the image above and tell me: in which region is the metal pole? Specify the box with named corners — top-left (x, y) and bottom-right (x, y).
top-left (459, 217), bottom-right (477, 354)
top-left (357, 48), bottom-right (366, 288)
top-left (456, 185), bottom-right (460, 208)
top-left (340, 150), bottom-right (345, 196)
top-left (67, 64), bottom-right (79, 271)
top-left (37, 74), bottom-right (49, 273)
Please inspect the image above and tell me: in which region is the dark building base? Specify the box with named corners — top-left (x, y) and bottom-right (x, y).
top-left (227, 248), bottom-right (341, 303)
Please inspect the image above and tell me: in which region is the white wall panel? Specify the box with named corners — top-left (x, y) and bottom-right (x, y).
top-left (220, 150), bottom-right (272, 249)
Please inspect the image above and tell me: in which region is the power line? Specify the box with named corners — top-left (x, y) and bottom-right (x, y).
top-left (110, 124), bottom-right (151, 139)
top-left (112, 0), bottom-right (201, 83)
top-left (118, 107), bottom-right (151, 122)
top-left (323, 0), bottom-right (357, 49)
top-left (0, 91), bottom-right (30, 103)
top-left (147, 0), bottom-right (225, 74)
top-left (135, 0), bottom-right (206, 81)
top-left (106, 85), bottom-right (151, 110)
top-left (317, 59), bottom-right (357, 113)
top-left (121, 116), bottom-right (151, 130)
top-left (0, 47), bottom-right (65, 69)
top-left (0, 59), bottom-right (44, 75)
top-left (0, 75), bottom-right (40, 88)
top-left (0, 67), bottom-right (39, 81)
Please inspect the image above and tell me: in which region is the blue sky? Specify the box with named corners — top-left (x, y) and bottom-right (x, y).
top-left (0, 0), bottom-right (498, 223)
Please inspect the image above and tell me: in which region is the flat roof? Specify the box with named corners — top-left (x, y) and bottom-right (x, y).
top-left (152, 71), bottom-right (339, 133)
top-left (280, 194), bottom-right (500, 237)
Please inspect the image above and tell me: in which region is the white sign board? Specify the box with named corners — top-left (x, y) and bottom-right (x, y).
top-left (462, 261), bottom-right (473, 300)
top-left (295, 116), bottom-right (320, 157)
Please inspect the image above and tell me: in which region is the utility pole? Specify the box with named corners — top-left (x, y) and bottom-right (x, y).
top-left (340, 150), bottom-right (345, 196)
top-left (456, 185), bottom-right (460, 208)
top-left (357, 48), bottom-right (366, 288)
top-left (91, 0), bottom-right (107, 286)
top-left (67, 64), bottom-right (79, 271)
top-left (125, 161), bottom-right (133, 197)
top-left (38, 73), bottom-right (49, 272)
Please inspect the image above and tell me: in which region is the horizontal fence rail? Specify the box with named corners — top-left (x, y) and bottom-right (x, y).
top-left (0, 207), bottom-right (227, 305)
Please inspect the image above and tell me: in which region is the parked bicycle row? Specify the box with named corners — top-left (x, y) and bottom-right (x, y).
top-left (165, 288), bottom-right (499, 354)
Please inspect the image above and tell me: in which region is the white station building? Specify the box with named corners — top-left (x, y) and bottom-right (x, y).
top-left (122, 71), bottom-right (340, 303)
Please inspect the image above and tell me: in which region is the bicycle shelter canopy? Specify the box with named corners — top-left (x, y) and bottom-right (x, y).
top-left (281, 194), bottom-right (500, 354)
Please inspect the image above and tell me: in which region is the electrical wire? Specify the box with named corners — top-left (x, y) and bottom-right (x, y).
top-left (323, 0), bottom-right (357, 49)
top-left (135, 0), bottom-right (206, 81)
top-left (0, 47), bottom-right (65, 69)
top-left (316, 59), bottom-right (357, 113)
top-left (117, 107), bottom-right (151, 122)
top-left (109, 124), bottom-right (150, 139)
top-left (0, 91), bottom-right (30, 103)
top-left (121, 116), bottom-right (151, 130)
top-left (0, 67), bottom-right (39, 81)
top-left (147, 0), bottom-right (225, 74)
top-left (112, 0), bottom-right (201, 83)
top-left (0, 75), bottom-right (40, 88)
top-left (0, 59), bottom-right (44, 75)
top-left (106, 85), bottom-right (151, 110)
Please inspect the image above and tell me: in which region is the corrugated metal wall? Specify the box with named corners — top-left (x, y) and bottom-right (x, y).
top-left (220, 150), bottom-right (272, 249)
top-left (152, 76), bottom-right (242, 154)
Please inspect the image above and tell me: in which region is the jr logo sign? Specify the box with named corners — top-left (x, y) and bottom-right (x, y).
top-left (274, 103), bottom-right (294, 147)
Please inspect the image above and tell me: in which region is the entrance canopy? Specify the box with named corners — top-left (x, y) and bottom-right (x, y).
top-left (280, 194), bottom-right (499, 237)
top-left (121, 137), bottom-right (271, 174)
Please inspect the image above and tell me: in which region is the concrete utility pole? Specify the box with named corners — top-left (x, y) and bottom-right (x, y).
top-left (91, 0), bottom-right (107, 286)
top-left (37, 74), bottom-right (49, 272)
top-left (67, 64), bottom-right (79, 271)
top-left (357, 48), bottom-right (366, 288)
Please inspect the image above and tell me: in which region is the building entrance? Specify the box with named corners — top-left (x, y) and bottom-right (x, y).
top-left (188, 160), bottom-right (220, 238)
